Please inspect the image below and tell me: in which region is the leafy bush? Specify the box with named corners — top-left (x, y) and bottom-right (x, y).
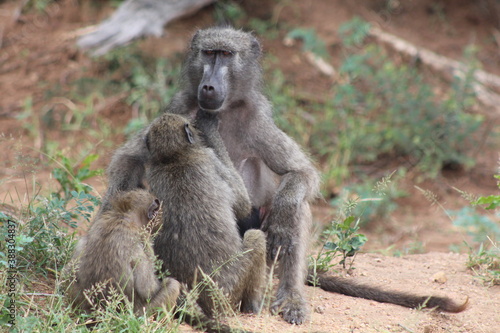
top-left (278, 18), bottom-right (483, 189)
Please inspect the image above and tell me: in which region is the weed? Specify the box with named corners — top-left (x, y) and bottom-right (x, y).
top-left (472, 174), bottom-right (500, 210)
top-left (331, 172), bottom-right (405, 227)
top-left (313, 215), bottom-right (367, 271)
top-left (466, 239), bottom-right (500, 285)
top-left (51, 153), bottom-right (103, 202)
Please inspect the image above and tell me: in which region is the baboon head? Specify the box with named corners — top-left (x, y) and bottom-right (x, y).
top-left (111, 189), bottom-right (160, 227)
top-left (186, 27), bottom-right (263, 112)
top-left (145, 113), bottom-right (198, 162)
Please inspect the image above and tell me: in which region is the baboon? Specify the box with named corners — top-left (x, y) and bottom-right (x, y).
top-left (65, 189), bottom-right (180, 315)
top-left (103, 26), bottom-right (467, 323)
top-left (146, 110), bottom-right (267, 318)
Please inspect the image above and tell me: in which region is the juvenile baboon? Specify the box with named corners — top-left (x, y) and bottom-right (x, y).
top-left (146, 110), bottom-right (267, 317)
top-left (102, 26), bottom-right (467, 323)
top-left (65, 189), bottom-right (180, 315)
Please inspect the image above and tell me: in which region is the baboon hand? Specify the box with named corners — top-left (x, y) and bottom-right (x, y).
top-left (264, 224), bottom-right (294, 262)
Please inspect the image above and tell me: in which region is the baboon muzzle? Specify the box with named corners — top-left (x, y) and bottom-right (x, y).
top-left (198, 56), bottom-right (228, 111)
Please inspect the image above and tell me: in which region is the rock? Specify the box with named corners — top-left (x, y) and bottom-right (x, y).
top-left (432, 271), bottom-right (448, 284)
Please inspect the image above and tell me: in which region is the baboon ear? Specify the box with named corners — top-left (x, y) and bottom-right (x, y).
top-left (184, 124), bottom-right (195, 144)
top-left (148, 199), bottom-right (160, 220)
top-left (250, 36), bottom-right (262, 57)
top-left (190, 30), bottom-right (201, 50)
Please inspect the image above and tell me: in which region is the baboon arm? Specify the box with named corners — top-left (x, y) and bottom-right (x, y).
top-left (251, 117), bottom-right (320, 201)
top-left (195, 110), bottom-right (252, 219)
top-left (102, 128), bottom-right (150, 212)
top-left (250, 117), bottom-right (319, 260)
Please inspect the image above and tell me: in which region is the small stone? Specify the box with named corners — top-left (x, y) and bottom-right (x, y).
top-left (432, 271), bottom-right (448, 284)
top-left (314, 305), bottom-right (325, 314)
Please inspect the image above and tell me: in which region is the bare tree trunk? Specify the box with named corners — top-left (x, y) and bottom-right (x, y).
top-left (78, 0), bottom-right (215, 56)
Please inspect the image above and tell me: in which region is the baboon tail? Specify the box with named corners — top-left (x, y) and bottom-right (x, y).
top-left (307, 272), bottom-right (468, 313)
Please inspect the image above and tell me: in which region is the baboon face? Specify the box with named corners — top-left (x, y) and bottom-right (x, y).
top-left (146, 113), bottom-right (197, 162)
top-left (188, 27), bottom-right (262, 112)
top-left (112, 190), bottom-right (160, 227)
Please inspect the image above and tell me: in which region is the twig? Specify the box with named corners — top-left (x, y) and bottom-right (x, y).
top-left (25, 293), bottom-right (58, 297)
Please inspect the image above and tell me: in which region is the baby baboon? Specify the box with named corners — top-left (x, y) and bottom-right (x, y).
top-left (146, 110), bottom-right (267, 317)
top-left (65, 189), bottom-right (180, 315)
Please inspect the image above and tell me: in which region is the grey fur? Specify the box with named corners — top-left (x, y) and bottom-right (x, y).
top-left (146, 111), bottom-right (267, 317)
top-left (64, 189), bottom-right (180, 315)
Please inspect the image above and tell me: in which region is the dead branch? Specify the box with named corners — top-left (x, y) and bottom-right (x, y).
top-left (370, 26), bottom-right (500, 113)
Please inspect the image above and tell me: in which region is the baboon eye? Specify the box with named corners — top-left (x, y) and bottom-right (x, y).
top-left (184, 124), bottom-right (195, 144)
top-left (221, 50), bottom-right (233, 57)
top-left (203, 50), bottom-right (215, 56)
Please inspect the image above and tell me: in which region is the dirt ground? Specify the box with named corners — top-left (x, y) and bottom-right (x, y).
top-left (1, 0), bottom-right (499, 332)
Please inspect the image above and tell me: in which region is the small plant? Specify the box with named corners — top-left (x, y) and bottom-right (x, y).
top-left (13, 190), bottom-right (99, 275)
top-left (466, 240), bottom-right (500, 286)
top-left (315, 216), bottom-right (367, 271)
top-left (51, 153), bottom-right (103, 202)
top-left (473, 174), bottom-right (500, 210)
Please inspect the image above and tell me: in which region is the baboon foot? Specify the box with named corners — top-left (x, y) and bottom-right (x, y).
top-left (240, 299), bottom-right (261, 314)
top-left (271, 292), bottom-right (308, 325)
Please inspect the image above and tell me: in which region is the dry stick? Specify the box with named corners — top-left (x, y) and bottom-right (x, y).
top-left (369, 26), bottom-right (500, 113)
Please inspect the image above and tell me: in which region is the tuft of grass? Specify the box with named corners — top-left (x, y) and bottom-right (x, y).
top-left (466, 239), bottom-right (500, 286)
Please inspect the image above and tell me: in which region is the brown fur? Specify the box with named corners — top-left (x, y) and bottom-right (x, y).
top-left (146, 110), bottom-right (267, 319)
top-left (64, 190), bottom-right (180, 315)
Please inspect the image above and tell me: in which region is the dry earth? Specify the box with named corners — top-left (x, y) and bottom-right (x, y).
top-left (1, 0), bottom-right (499, 332)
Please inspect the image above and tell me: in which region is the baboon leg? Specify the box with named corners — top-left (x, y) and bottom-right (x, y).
top-left (269, 202), bottom-right (311, 325)
top-left (147, 278), bottom-right (181, 311)
top-left (238, 229), bottom-right (267, 313)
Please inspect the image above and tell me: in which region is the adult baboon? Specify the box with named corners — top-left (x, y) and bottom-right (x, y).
top-left (65, 189), bottom-right (180, 315)
top-left (103, 26), bottom-right (467, 323)
top-left (146, 110), bottom-right (267, 318)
